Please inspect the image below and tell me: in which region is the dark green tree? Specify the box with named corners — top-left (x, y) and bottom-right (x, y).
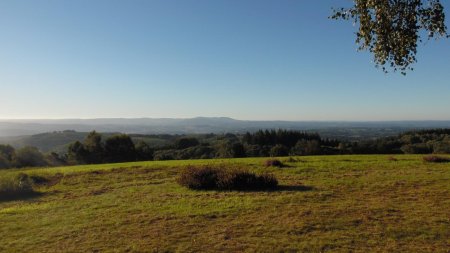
top-left (45, 152), bottom-right (67, 166)
top-left (83, 131), bottom-right (104, 163)
top-left (104, 134), bottom-right (136, 163)
top-left (215, 140), bottom-right (234, 158)
top-left (305, 140), bottom-right (322, 155)
top-left (13, 146), bottom-right (47, 168)
top-left (231, 143), bottom-right (246, 158)
top-left (135, 141), bottom-right (154, 161)
top-left (0, 153), bottom-right (11, 169)
top-left (67, 141), bottom-right (88, 164)
top-left (291, 140), bottom-right (307, 156)
top-left (174, 137), bottom-right (200, 150)
top-left (331, 0), bottom-right (448, 74)
top-left (270, 144), bottom-right (289, 157)
top-left (0, 144), bottom-right (15, 161)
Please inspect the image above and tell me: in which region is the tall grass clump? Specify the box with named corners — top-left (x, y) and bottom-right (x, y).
top-left (0, 173), bottom-right (35, 200)
top-left (178, 165), bottom-right (278, 191)
top-left (423, 155), bottom-right (450, 163)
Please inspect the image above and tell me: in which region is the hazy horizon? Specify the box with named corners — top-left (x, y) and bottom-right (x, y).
top-left (1, 116), bottom-right (450, 122)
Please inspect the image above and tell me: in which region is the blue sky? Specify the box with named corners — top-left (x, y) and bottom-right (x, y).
top-left (1, 0), bottom-right (449, 120)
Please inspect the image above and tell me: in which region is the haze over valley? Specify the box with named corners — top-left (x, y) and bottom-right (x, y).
top-left (2, 117), bottom-right (450, 137)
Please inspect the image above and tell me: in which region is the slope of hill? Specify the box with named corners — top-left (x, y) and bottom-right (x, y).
top-left (0, 131), bottom-right (87, 153)
top-left (0, 131), bottom-right (175, 153)
top-left (0, 155), bottom-right (449, 252)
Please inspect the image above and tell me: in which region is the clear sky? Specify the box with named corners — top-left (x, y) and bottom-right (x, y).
top-left (1, 0), bottom-right (449, 121)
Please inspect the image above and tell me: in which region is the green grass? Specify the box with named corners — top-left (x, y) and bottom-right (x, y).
top-left (1, 155), bottom-right (449, 252)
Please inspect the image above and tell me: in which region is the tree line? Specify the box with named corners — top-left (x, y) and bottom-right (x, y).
top-left (1, 128), bottom-right (450, 169)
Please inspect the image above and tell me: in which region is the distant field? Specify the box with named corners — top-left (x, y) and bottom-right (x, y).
top-left (1, 155), bottom-right (449, 252)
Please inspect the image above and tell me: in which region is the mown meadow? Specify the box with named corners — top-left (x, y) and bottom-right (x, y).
top-left (0, 155), bottom-right (449, 252)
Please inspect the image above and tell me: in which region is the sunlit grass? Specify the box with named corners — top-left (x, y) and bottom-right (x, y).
top-left (0, 155), bottom-right (449, 252)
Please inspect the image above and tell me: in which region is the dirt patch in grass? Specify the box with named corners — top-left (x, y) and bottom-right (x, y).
top-left (387, 156), bottom-right (398, 161)
top-left (31, 173), bottom-right (64, 187)
top-left (87, 187), bottom-right (111, 196)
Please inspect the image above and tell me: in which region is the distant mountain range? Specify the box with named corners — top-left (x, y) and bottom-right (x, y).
top-left (2, 117), bottom-right (450, 137)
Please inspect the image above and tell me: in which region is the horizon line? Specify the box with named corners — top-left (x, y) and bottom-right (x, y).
top-left (1, 117), bottom-right (450, 122)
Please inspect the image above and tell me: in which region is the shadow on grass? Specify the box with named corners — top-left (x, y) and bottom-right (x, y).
top-left (423, 155), bottom-right (450, 163)
top-left (264, 164), bottom-right (295, 169)
top-left (276, 185), bottom-right (314, 192)
top-left (0, 191), bottom-right (43, 203)
top-left (278, 164), bottom-right (295, 168)
top-left (211, 185), bottom-right (315, 193)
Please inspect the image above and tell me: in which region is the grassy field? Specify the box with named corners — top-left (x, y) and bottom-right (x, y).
top-left (0, 155), bottom-right (449, 252)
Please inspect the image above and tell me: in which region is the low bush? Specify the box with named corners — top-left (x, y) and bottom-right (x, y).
top-left (423, 155), bottom-right (450, 163)
top-left (217, 169), bottom-right (278, 191)
top-left (178, 166), bottom-right (218, 190)
top-left (0, 173), bottom-right (35, 200)
top-left (264, 159), bottom-right (284, 168)
top-left (177, 166), bottom-right (278, 191)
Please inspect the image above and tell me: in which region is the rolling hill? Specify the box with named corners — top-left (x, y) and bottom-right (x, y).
top-left (1, 155), bottom-right (449, 252)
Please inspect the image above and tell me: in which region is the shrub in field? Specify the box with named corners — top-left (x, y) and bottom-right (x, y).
top-left (0, 173), bottom-right (34, 200)
top-left (178, 166), bottom-right (219, 190)
top-left (423, 155), bottom-right (450, 163)
top-left (264, 159), bottom-right (284, 168)
top-left (177, 166), bottom-right (278, 191)
top-left (216, 169), bottom-right (278, 191)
